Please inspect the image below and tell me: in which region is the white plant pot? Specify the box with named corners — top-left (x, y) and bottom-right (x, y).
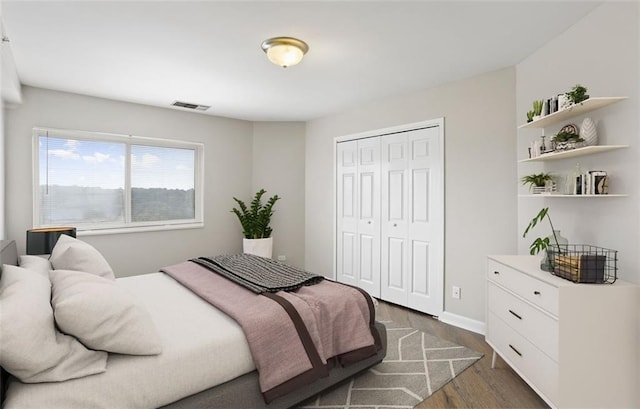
top-left (243, 237), bottom-right (273, 259)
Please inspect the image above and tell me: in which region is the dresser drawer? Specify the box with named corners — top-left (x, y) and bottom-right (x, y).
top-left (487, 282), bottom-right (559, 362)
top-left (487, 259), bottom-right (559, 316)
top-left (486, 312), bottom-right (558, 405)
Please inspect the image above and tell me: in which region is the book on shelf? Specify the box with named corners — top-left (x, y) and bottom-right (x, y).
top-left (574, 171), bottom-right (608, 195)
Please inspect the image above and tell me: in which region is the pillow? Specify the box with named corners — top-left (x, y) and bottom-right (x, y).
top-left (18, 255), bottom-right (52, 276)
top-left (50, 235), bottom-right (115, 280)
top-left (50, 269), bottom-right (163, 355)
top-left (0, 264), bottom-right (107, 383)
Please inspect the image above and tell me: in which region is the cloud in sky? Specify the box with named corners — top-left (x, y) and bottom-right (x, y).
top-left (49, 149), bottom-right (80, 160)
top-left (132, 153), bottom-right (161, 168)
top-left (82, 152), bottom-right (110, 163)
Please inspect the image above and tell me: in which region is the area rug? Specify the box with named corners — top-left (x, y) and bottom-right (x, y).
top-left (298, 320), bottom-right (483, 408)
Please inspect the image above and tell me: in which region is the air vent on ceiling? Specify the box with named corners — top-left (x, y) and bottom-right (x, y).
top-left (171, 101), bottom-right (210, 111)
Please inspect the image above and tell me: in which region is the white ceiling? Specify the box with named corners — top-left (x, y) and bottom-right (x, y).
top-left (3, 1), bottom-right (601, 122)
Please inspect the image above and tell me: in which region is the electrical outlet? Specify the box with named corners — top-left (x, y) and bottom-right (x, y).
top-left (277, 255), bottom-right (286, 261)
top-left (452, 286), bottom-right (461, 299)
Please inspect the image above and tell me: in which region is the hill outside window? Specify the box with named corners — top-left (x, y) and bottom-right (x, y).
top-left (33, 127), bottom-right (204, 234)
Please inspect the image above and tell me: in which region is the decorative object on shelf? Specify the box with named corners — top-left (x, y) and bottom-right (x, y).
top-left (532, 100), bottom-right (543, 121)
top-left (565, 84), bottom-right (589, 105)
top-left (521, 172), bottom-right (554, 194)
top-left (231, 189), bottom-right (280, 258)
top-left (522, 207), bottom-right (564, 271)
top-left (579, 117), bottom-right (598, 146)
top-left (558, 93), bottom-right (570, 110)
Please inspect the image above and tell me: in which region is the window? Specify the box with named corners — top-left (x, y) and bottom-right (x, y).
top-left (33, 128), bottom-right (203, 233)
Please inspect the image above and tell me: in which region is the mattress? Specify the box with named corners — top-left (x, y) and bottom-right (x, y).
top-left (4, 273), bottom-right (256, 409)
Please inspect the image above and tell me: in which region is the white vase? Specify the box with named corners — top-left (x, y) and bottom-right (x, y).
top-left (580, 117), bottom-right (598, 146)
top-left (243, 237), bottom-right (273, 258)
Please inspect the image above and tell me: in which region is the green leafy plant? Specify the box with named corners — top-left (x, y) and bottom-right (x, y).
top-left (231, 189), bottom-right (280, 239)
top-left (521, 172), bottom-right (553, 189)
top-left (522, 207), bottom-right (561, 255)
top-left (526, 110), bottom-right (534, 122)
top-left (552, 131), bottom-right (584, 143)
top-left (565, 84), bottom-right (589, 104)
top-left (532, 100), bottom-right (543, 116)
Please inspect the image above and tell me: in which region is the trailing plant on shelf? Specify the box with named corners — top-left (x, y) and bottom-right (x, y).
top-left (522, 207), bottom-right (562, 255)
top-left (521, 172), bottom-right (553, 191)
top-left (552, 131), bottom-right (584, 144)
top-left (565, 84), bottom-right (589, 104)
top-left (231, 189), bottom-right (280, 239)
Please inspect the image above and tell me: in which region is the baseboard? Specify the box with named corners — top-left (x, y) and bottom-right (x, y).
top-left (439, 311), bottom-right (486, 335)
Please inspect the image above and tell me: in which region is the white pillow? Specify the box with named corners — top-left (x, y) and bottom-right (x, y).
top-left (50, 235), bottom-right (115, 280)
top-left (50, 269), bottom-right (163, 356)
top-left (0, 264), bottom-right (107, 383)
top-left (18, 255), bottom-right (52, 276)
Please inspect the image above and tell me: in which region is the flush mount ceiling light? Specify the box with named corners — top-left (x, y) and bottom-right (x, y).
top-left (261, 37), bottom-right (309, 68)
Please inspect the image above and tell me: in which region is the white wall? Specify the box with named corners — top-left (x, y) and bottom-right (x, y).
top-left (251, 122), bottom-right (305, 268)
top-left (6, 86), bottom-right (254, 276)
top-left (305, 67), bottom-right (517, 323)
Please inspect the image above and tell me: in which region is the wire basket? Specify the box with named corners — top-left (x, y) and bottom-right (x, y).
top-left (546, 244), bottom-right (617, 284)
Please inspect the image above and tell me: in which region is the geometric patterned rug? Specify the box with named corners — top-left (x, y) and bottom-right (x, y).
top-left (297, 320), bottom-right (483, 408)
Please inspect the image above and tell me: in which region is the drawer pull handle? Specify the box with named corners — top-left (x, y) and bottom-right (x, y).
top-left (493, 271), bottom-right (499, 275)
top-left (533, 290), bottom-right (541, 296)
top-left (509, 344), bottom-right (522, 357)
top-left (508, 309), bottom-right (522, 320)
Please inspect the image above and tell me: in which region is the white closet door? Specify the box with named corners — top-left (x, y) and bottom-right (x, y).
top-left (355, 138), bottom-right (380, 297)
top-left (381, 133), bottom-right (409, 305)
top-left (381, 126), bottom-right (443, 316)
top-left (406, 127), bottom-right (443, 315)
top-left (336, 141), bottom-right (359, 288)
top-left (336, 138), bottom-right (381, 297)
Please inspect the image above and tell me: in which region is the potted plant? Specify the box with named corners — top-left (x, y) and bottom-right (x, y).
top-left (532, 100), bottom-right (543, 120)
top-left (231, 189), bottom-right (280, 258)
top-left (526, 110), bottom-right (534, 123)
top-left (565, 84), bottom-right (589, 105)
top-left (521, 172), bottom-right (554, 194)
top-left (523, 207), bottom-right (568, 271)
top-left (552, 131), bottom-right (584, 151)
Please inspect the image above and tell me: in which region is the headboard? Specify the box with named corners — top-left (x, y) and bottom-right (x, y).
top-left (0, 240), bottom-right (18, 404)
top-left (0, 240), bottom-right (18, 269)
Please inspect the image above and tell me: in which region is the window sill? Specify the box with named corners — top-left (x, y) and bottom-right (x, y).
top-left (77, 222), bottom-right (204, 237)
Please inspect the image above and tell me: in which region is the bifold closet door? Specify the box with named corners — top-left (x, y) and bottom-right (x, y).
top-left (381, 126), bottom-right (443, 315)
top-left (336, 138), bottom-right (380, 297)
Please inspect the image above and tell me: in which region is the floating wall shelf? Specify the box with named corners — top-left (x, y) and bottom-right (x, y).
top-left (518, 97), bottom-right (628, 130)
top-left (519, 145), bottom-right (628, 163)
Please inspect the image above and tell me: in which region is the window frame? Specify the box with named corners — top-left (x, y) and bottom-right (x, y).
top-left (32, 127), bottom-right (204, 235)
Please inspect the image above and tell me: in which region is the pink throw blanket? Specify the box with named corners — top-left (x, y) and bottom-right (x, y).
top-left (161, 261), bottom-right (380, 402)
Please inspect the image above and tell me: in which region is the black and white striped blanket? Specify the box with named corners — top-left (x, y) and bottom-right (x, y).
top-left (191, 253), bottom-right (324, 293)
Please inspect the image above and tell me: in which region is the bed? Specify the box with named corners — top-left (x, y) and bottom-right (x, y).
top-left (0, 239), bottom-right (387, 409)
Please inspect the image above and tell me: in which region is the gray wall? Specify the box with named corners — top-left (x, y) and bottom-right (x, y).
top-left (516, 4), bottom-right (639, 405)
top-left (305, 67), bottom-right (517, 323)
top-left (6, 86), bottom-right (254, 276)
top-left (251, 121), bottom-right (305, 269)
top-left (516, 2), bottom-right (639, 284)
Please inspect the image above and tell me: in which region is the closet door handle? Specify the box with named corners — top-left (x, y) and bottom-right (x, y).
top-left (493, 271), bottom-right (500, 275)
top-left (533, 290), bottom-right (541, 296)
top-left (367, 220), bottom-right (372, 224)
top-left (509, 344), bottom-right (522, 357)
top-left (393, 223), bottom-right (397, 227)
top-left (508, 309), bottom-right (522, 320)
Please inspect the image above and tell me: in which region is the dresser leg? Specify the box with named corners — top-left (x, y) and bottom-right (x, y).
top-left (491, 350), bottom-right (497, 369)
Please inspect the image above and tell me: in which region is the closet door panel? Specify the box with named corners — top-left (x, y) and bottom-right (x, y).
top-left (407, 127), bottom-right (443, 315)
top-left (336, 141), bottom-right (359, 287)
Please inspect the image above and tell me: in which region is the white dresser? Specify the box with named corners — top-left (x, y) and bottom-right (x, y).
top-left (486, 255), bottom-right (638, 408)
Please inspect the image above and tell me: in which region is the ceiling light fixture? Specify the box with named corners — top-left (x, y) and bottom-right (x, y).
top-left (261, 37), bottom-right (309, 68)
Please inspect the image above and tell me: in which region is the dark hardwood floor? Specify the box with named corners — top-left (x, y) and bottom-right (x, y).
top-left (375, 301), bottom-right (550, 409)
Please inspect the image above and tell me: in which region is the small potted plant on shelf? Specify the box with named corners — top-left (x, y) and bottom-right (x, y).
top-left (521, 172), bottom-right (554, 194)
top-left (526, 110), bottom-right (534, 123)
top-left (532, 100), bottom-right (543, 121)
top-left (565, 84), bottom-right (589, 105)
top-left (552, 131), bottom-right (584, 151)
top-left (231, 189), bottom-right (280, 258)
